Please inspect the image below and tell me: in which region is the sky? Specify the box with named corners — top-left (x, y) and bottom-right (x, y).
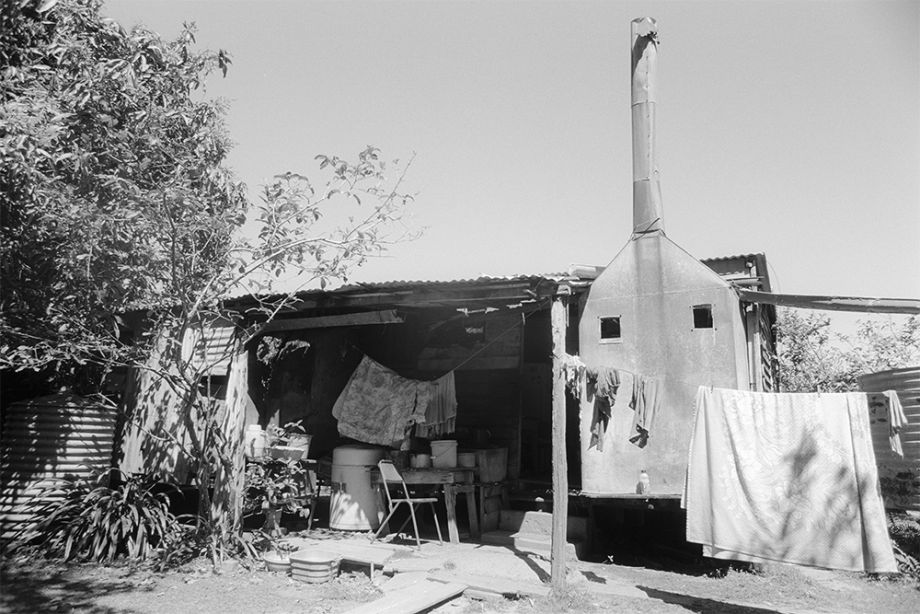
top-left (103, 0), bottom-right (919, 328)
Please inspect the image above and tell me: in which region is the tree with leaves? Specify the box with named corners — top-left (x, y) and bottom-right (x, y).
top-left (1, 0), bottom-right (416, 562)
top-left (774, 310), bottom-right (920, 393)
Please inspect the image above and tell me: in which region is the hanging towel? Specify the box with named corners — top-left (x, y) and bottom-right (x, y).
top-left (682, 387), bottom-right (897, 573)
top-left (415, 371), bottom-right (458, 438)
top-left (332, 355), bottom-right (430, 446)
top-left (628, 375), bottom-right (661, 448)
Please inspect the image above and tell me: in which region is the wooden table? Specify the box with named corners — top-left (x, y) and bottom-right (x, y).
top-left (399, 468), bottom-right (480, 544)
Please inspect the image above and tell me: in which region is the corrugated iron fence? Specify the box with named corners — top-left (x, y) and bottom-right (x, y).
top-left (859, 367), bottom-right (920, 512)
top-left (0, 394), bottom-right (117, 541)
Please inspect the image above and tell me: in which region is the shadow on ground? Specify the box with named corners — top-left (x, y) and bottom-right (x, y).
top-left (0, 560), bottom-right (140, 614)
top-left (638, 586), bottom-right (787, 614)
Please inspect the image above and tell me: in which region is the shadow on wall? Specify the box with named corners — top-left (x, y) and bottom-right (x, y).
top-left (119, 368), bottom-right (201, 484)
top-left (0, 395), bottom-right (117, 539)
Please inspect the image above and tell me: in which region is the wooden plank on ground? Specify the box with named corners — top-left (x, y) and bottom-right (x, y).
top-left (378, 571), bottom-right (430, 593)
top-left (343, 578), bottom-right (466, 614)
top-left (384, 557), bottom-right (441, 574)
top-left (429, 571), bottom-right (550, 599)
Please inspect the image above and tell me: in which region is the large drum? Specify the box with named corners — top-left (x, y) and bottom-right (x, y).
top-left (329, 445), bottom-right (385, 530)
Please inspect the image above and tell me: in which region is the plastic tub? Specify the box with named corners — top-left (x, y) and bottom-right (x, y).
top-left (268, 445), bottom-right (306, 461)
top-left (431, 439), bottom-right (457, 468)
top-left (262, 552), bottom-right (291, 573)
top-left (290, 550), bottom-right (340, 583)
top-left (286, 433), bottom-right (312, 460)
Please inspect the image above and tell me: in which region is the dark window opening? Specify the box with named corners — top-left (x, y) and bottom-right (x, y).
top-left (600, 316), bottom-right (621, 340)
top-left (693, 305), bottom-right (714, 329)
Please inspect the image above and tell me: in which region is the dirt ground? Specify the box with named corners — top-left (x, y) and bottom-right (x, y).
top-left (2, 540), bottom-right (919, 614)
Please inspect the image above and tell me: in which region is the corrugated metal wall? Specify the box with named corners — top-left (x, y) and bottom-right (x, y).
top-left (0, 395), bottom-right (117, 541)
top-left (858, 367), bottom-right (920, 512)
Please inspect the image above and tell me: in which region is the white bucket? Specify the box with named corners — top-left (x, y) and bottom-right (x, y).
top-left (431, 440), bottom-right (457, 469)
top-left (244, 425), bottom-right (267, 459)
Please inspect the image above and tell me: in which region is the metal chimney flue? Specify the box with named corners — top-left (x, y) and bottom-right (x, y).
top-left (631, 17), bottom-right (664, 235)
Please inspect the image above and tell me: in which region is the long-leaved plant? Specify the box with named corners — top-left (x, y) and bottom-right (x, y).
top-left (10, 469), bottom-right (183, 563)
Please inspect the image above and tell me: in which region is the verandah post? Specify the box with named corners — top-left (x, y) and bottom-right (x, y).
top-left (550, 292), bottom-right (569, 594)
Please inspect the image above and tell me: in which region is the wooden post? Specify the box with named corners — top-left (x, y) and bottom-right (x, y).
top-left (550, 294), bottom-right (569, 593)
top-left (753, 303), bottom-right (764, 392)
top-left (211, 340), bottom-right (249, 534)
top-left (745, 305), bottom-right (757, 391)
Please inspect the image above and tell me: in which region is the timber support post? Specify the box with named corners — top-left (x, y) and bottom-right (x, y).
top-left (550, 291), bottom-right (569, 594)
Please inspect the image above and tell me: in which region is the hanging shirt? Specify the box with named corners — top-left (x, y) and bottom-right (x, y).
top-left (682, 387), bottom-right (897, 573)
top-left (415, 370), bottom-right (458, 439)
top-left (332, 355), bottom-right (430, 447)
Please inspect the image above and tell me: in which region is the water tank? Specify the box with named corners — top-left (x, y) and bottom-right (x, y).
top-left (0, 395), bottom-right (117, 541)
top-left (329, 445), bottom-right (385, 530)
top-left (858, 366), bottom-right (920, 511)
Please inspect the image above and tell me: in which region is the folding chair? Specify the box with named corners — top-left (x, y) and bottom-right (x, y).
top-left (372, 459), bottom-right (443, 548)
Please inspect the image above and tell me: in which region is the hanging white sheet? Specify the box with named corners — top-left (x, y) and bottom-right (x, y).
top-left (682, 387), bottom-right (897, 573)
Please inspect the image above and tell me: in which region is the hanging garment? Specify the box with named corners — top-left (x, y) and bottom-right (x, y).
top-left (332, 355), bottom-right (430, 446)
top-left (885, 390), bottom-right (908, 457)
top-left (415, 371), bottom-right (458, 438)
top-left (866, 391), bottom-right (909, 457)
top-left (628, 375), bottom-right (661, 448)
top-left (587, 367), bottom-right (622, 451)
top-left (562, 353), bottom-right (587, 397)
top-left (683, 387), bottom-right (897, 573)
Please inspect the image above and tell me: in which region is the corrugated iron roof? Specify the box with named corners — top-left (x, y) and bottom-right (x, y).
top-left (699, 252), bottom-right (765, 264)
top-left (326, 272), bottom-right (577, 292)
top-left (226, 271), bottom-right (584, 303)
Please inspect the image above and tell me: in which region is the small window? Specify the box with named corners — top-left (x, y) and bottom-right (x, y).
top-left (693, 305), bottom-right (713, 329)
top-left (600, 316), bottom-right (621, 340)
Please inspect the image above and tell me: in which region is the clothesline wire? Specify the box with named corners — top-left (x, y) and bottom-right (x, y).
top-left (447, 308), bottom-right (534, 374)
top-left (347, 304), bottom-right (540, 379)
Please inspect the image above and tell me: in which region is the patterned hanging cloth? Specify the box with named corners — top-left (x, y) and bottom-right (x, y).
top-left (332, 355), bottom-right (430, 446)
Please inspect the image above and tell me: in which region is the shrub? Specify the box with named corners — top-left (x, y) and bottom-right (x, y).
top-left (9, 469), bottom-right (184, 563)
top-left (243, 459), bottom-right (311, 518)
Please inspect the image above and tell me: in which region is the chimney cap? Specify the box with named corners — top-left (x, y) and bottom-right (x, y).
top-left (631, 17), bottom-right (658, 38)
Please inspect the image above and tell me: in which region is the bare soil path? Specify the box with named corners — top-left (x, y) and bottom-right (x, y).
top-left (2, 542), bottom-right (918, 614)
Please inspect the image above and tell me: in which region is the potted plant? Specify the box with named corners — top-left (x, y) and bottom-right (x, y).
top-left (243, 458), bottom-right (311, 537)
top-left (266, 420), bottom-right (311, 460)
